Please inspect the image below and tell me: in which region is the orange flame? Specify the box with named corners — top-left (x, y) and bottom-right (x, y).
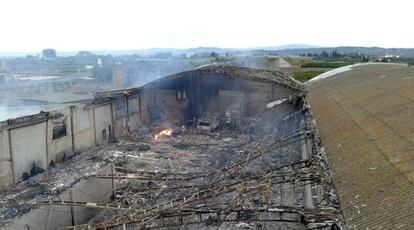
top-left (154, 128), bottom-right (173, 140)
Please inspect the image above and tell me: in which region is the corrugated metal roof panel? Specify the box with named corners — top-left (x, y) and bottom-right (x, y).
top-left (307, 63), bottom-right (414, 229)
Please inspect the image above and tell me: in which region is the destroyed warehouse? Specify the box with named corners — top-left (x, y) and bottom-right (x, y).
top-left (3, 63), bottom-right (412, 229)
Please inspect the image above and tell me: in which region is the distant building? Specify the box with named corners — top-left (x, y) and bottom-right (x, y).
top-left (375, 54), bottom-right (400, 62)
top-left (0, 73), bottom-right (6, 84)
top-left (112, 65), bottom-right (127, 88)
top-left (97, 58), bottom-right (102, 67)
top-left (0, 73), bottom-right (15, 84)
top-left (0, 59), bottom-right (6, 70)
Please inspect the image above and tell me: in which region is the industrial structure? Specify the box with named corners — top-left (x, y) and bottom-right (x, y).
top-left (307, 63), bottom-right (414, 229)
top-left (1, 63), bottom-right (412, 229)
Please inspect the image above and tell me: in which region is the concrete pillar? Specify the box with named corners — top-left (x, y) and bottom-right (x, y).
top-left (137, 92), bottom-right (142, 125)
top-left (92, 107), bottom-right (97, 146)
top-left (109, 102), bottom-right (115, 141)
top-left (8, 129), bottom-right (16, 184)
top-left (125, 96), bottom-right (130, 132)
top-left (45, 119), bottom-right (49, 167)
top-left (70, 106), bottom-right (75, 154)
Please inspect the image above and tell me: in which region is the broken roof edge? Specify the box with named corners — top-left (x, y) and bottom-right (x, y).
top-left (0, 111), bottom-right (64, 131)
top-left (305, 62), bottom-right (408, 87)
top-left (1, 65), bottom-right (303, 129)
top-left (91, 64), bottom-right (304, 105)
top-left (140, 64), bottom-right (304, 92)
top-left (92, 87), bottom-right (139, 105)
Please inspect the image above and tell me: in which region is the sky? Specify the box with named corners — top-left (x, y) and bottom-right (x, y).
top-left (0, 0), bottom-right (413, 52)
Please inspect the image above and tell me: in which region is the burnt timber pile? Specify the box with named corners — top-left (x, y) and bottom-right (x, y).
top-left (0, 65), bottom-right (345, 229)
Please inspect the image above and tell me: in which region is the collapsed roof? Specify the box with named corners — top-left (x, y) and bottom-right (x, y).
top-left (142, 64), bottom-right (303, 91)
top-left (0, 64), bottom-right (347, 230)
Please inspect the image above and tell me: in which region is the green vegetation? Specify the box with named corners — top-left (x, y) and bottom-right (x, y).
top-left (291, 71), bottom-right (325, 82)
top-left (41, 49), bottom-right (57, 58)
top-left (283, 56), bottom-right (314, 66)
top-left (301, 62), bottom-right (353, 68)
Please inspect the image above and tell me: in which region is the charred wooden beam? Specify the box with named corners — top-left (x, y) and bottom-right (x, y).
top-left (61, 205), bottom-right (338, 229)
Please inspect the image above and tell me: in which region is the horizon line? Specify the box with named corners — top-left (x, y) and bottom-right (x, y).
top-left (1, 44), bottom-right (414, 57)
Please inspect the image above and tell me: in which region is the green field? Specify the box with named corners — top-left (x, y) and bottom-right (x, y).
top-left (301, 62), bottom-right (353, 68)
top-left (291, 70), bottom-right (325, 82)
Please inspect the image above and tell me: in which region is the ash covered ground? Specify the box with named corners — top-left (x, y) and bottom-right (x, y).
top-left (1, 108), bottom-right (340, 229)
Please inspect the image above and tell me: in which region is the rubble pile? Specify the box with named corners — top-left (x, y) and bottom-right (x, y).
top-left (1, 107), bottom-right (344, 229)
top-left (67, 111), bottom-right (341, 229)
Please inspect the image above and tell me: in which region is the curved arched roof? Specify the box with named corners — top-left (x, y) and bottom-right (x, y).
top-left (140, 64), bottom-right (303, 92)
top-left (92, 65), bottom-right (303, 104)
top-left (307, 63), bottom-right (414, 228)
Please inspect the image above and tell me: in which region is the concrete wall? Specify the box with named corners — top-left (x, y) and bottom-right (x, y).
top-left (129, 113), bottom-right (141, 131)
top-left (6, 165), bottom-right (113, 230)
top-left (10, 122), bottom-right (47, 182)
top-left (219, 90), bottom-right (245, 125)
top-left (113, 98), bottom-right (128, 138)
top-left (0, 130), bottom-right (10, 160)
top-left (247, 82), bottom-right (274, 113)
top-left (47, 108), bottom-right (73, 163)
top-left (94, 104), bottom-right (112, 146)
top-left (0, 130), bottom-right (13, 190)
top-left (0, 93), bottom-right (146, 191)
top-left (152, 89), bottom-right (185, 122)
top-left (110, 95), bottom-right (145, 137)
top-left (128, 97), bottom-right (141, 130)
top-left (140, 78), bottom-right (293, 125)
top-left (245, 82), bottom-right (292, 115)
top-left (139, 90), bottom-right (151, 124)
top-left (72, 106), bottom-right (95, 152)
top-left (139, 89), bottom-right (187, 125)
top-left (0, 161), bottom-right (13, 191)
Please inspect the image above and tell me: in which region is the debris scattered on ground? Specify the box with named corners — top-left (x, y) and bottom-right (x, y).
top-left (1, 108), bottom-right (343, 229)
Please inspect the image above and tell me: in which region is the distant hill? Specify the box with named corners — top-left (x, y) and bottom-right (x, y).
top-left (86, 45), bottom-right (325, 56)
top-left (0, 48), bottom-right (230, 58)
top-left (1, 45), bottom-right (414, 58)
top-left (82, 48), bottom-right (228, 57)
top-left (0, 44), bottom-right (322, 57)
top-left (272, 46), bottom-right (414, 57)
top-left (253, 44), bottom-right (324, 50)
